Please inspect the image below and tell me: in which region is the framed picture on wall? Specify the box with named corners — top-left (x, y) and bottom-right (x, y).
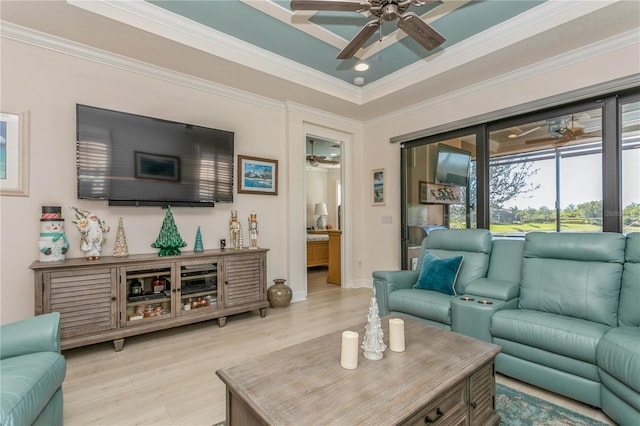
top-left (237, 155), bottom-right (278, 195)
top-left (0, 111), bottom-right (30, 196)
top-left (371, 168), bottom-right (385, 206)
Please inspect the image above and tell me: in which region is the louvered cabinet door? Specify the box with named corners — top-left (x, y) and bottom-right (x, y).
top-left (43, 267), bottom-right (117, 339)
top-left (223, 253), bottom-right (265, 307)
top-left (469, 362), bottom-right (499, 426)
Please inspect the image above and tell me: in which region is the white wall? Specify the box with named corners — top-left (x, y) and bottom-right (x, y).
top-left (0, 36), bottom-right (360, 323)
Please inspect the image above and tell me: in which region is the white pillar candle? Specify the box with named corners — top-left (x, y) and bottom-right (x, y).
top-left (340, 331), bottom-right (359, 369)
top-left (389, 318), bottom-right (405, 352)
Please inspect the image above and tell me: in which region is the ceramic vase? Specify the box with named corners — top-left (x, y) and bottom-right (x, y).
top-left (267, 279), bottom-right (292, 309)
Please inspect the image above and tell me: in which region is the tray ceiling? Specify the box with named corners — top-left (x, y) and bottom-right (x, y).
top-left (1, 1), bottom-right (638, 121)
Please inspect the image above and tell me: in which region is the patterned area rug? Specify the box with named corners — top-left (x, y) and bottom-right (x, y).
top-left (213, 383), bottom-right (609, 425)
top-left (496, 383), bottom-right (609, 425)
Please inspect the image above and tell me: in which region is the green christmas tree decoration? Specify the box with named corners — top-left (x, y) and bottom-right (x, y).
top-left (194, 226), bottom-right (204, 252)
top-left (151, 205), bottom-right (187, 256)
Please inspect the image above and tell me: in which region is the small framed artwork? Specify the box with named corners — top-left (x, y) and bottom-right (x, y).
top-left (371, 168), bottom-right (386, 206)
top-left (135, 152), bottom-right (180, 181)
top-left (0, 111), bottom-right (30, 196)
top-left (237, 155), bottom-right (278, 195)
top-left (420, 181), bottom-right (464, 204)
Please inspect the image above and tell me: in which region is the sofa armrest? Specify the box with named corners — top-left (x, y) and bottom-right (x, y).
top-left (372, 270), bottom-right (419, 316)
top-left (0, 312), bottom-right (61, 359)
top-left (464, 277), bottom-right (520, 301)
top-left (373, 270), bottom-right (418, 291)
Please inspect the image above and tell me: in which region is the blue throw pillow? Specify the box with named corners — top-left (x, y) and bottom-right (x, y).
top-left (413, 252), bottom-right (463, 296)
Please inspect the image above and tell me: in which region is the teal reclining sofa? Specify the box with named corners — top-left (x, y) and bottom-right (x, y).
top-left (373, 229), bottom-right (640, 426)
top-left (0, 312), bottom-right (66, 426)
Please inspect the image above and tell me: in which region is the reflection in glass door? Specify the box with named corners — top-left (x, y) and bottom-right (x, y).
top-left (401, 133), bottom-right (477, 269)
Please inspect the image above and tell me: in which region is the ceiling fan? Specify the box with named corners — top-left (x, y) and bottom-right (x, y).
top-left (290, 0), bottom-right (446, 59)
top-left (525, 116), bottom-right (587, 146)
top-left (307, 139), bottom-right (340, 166)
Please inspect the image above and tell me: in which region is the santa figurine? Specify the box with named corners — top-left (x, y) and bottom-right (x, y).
top-left (38, 206), bottom-right (69, 262)
top-left (71, 207), bottom-right (110, 260)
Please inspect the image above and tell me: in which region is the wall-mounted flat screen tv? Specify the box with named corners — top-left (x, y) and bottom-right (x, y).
top-left (434, 144), bottom-right (471, 187)
top-left (76, 104), bottom-right (234, 206)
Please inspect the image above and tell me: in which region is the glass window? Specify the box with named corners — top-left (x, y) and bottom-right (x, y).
top-left (488, 108), bottom-right (603, 236)
top-left (621, 100), bottom-right (640, 233)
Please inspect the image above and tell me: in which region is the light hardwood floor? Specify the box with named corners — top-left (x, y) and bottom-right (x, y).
top-left (61, 271), bottom-right (613, 425)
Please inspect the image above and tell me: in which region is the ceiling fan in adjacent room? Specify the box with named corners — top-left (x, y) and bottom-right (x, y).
top-left (290, 0), bottom-right (446, 59)
top-left (524, 115), bottom-right (591, 146)
top-left (307, 139), bottom-right (340, 167)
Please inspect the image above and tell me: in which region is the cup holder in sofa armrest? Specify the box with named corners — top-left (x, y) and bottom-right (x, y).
top-left (477, 300), bottom-right (493, 305)
top-left (460, 296), bottom-right (475, 301)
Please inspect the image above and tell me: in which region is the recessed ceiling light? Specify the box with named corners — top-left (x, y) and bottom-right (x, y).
top-left (354, 62), bottom-right (369, 72)
top-left (353, 76), bottom-right (365, 86)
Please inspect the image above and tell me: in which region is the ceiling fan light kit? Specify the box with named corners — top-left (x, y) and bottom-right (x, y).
top-left (291, 0), bottom-right (446, 60)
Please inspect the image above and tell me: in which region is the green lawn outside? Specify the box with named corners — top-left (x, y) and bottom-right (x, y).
top-left (486, 222), bottom-right (640, 235)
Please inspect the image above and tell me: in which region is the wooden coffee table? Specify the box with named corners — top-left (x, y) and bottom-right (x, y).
top-left (216, 317), bottom-right (501, 425)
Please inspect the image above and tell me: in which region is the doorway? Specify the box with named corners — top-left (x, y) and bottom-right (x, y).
top-left (305, 135), bottom-right (342, 295)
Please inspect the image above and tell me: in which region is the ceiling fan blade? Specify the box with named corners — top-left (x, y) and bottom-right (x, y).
top-left (397, 12), bottom-right (445, 51)
top-left (318, 158), bottom-right (339, 164)
top-left (337, 20), bottom-right (380, 59)
top-left (509, 126), bottom-right (542, 139)
top-left (290, 0), bottom-right (371, 12)
top-left (525, 136), bottom-right (554, 145)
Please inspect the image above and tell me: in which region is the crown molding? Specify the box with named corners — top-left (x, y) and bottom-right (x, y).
top-left (368, 28), bottom-right (640, 128)
top-left (67, 0), bottom-right (363, 105)
top-left (62, 0), bottom-right (630, 108)
top-left (0, 21), bottom-right (286, 113)
top-left (286, 101), bottom-right (363, 131)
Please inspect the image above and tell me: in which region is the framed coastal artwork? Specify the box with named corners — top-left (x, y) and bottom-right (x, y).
top-left (371, 168), bottom-right (385, 206)
top-left (0, 111), bottom-right (30, 196)
top-left (237, 155), bottom-right (278, 195)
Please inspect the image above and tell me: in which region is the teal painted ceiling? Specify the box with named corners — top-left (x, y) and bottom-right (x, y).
top-left (147, 0), bottom-right (545, 86)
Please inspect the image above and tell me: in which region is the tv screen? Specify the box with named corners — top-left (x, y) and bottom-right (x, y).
top-left (435, 144), bottom-right (471, 186)
top-left (76, 104), bottom-right (234, 206)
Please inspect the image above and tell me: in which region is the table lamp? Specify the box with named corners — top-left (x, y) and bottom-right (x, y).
top-left (314, 202), bottom-right (328, 230)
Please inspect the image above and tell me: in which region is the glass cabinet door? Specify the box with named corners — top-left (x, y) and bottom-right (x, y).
top-left (179, 261), bottom-right (219, 314)
top-left (122, 264), bottom-right (172, 325)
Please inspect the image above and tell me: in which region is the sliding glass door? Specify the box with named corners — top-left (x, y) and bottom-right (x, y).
top-left (400, 88), bottom-right (639, 269)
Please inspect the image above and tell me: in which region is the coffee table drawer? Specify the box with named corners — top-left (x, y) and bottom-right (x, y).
top-left (403, 381), bottom-right (468, 426)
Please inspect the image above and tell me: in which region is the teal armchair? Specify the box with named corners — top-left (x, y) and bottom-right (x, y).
top-left (1, 312), bottom-right (66, 426)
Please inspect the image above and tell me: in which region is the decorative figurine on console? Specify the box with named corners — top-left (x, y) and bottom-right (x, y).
top-left (194, 226), bottom-right (204, 252)
top-left (113, 217), bottom-right (129, 257)
top-left (248, 211), bottom-right (259, 249)
top-left (151, 205), bottom-right (187, 256)
top-left (362, 287), bottom-right (386, 360)
top-left (71, 207), bottom-right (110, 261)
top-left (229, 210), bottom-right (243, 250)
top-left (38, 206), bottom-right (69, 262)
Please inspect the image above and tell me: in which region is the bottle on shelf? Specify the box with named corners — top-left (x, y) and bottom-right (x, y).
top-left (152, 276), bottom-right (165, 294)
